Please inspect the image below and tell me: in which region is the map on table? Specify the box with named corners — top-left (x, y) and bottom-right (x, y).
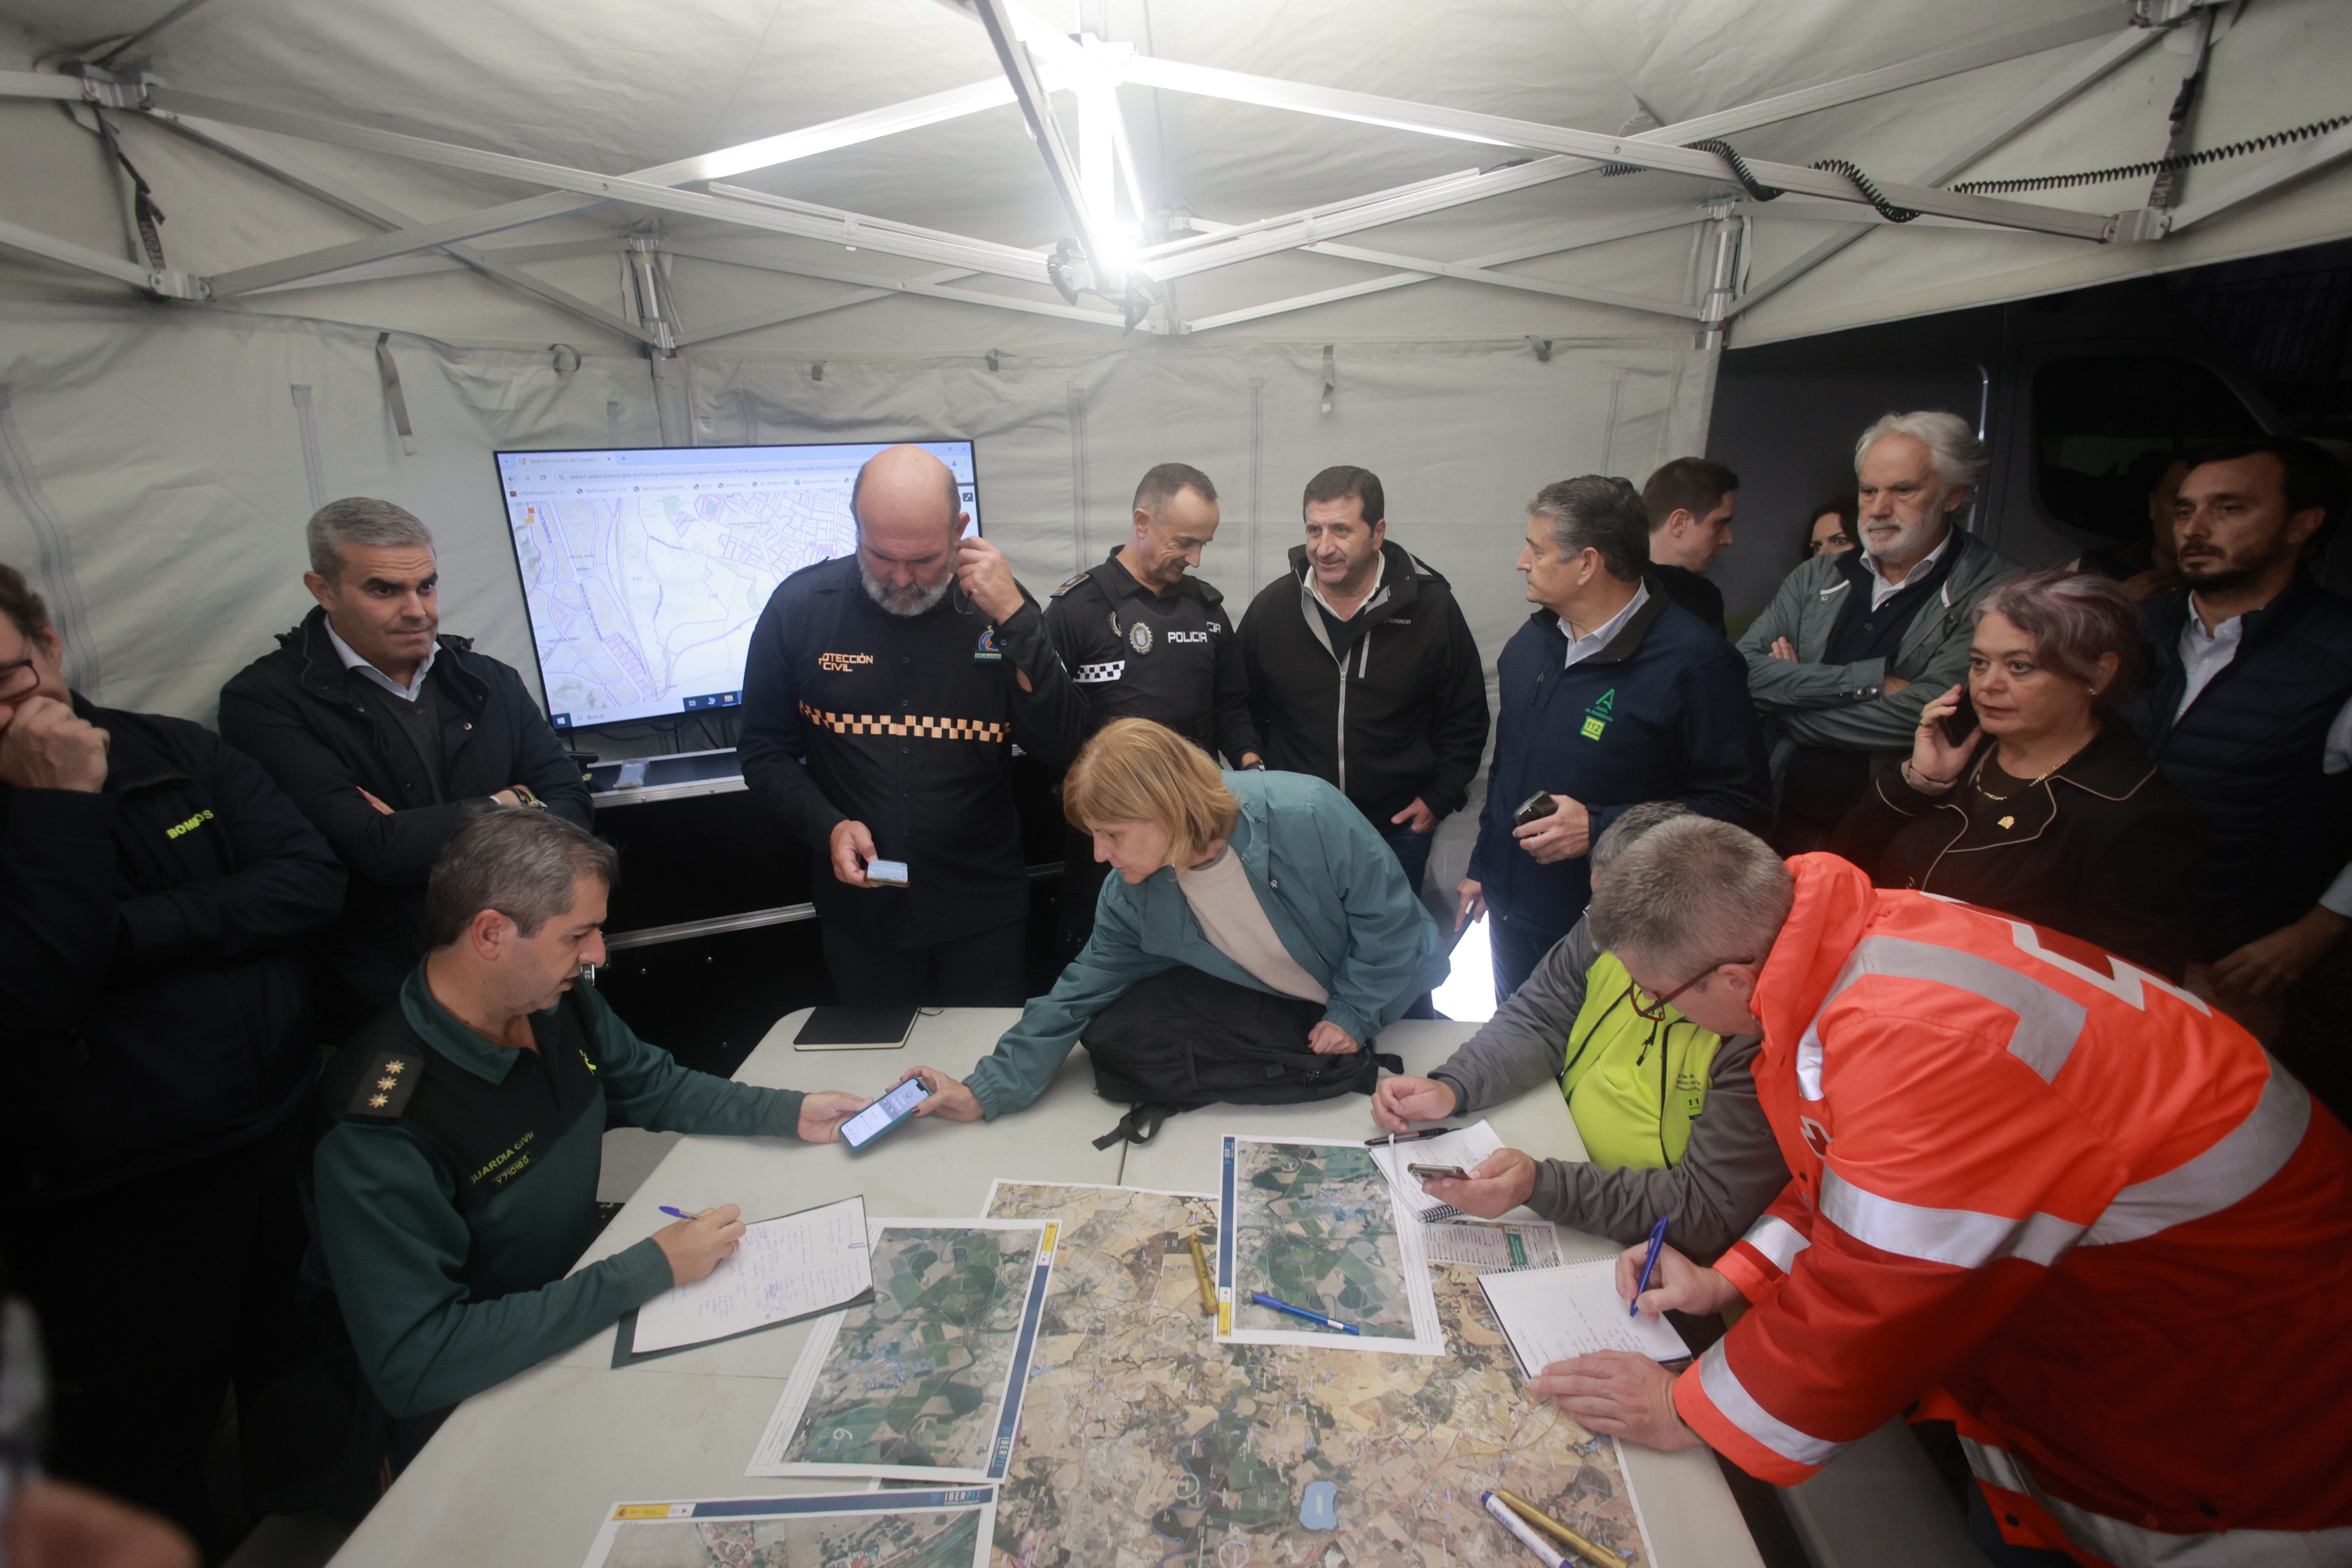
top-left (983, 1180), bottom-right (1657, 1568)
top-left (747, 1219), bottom-right (1054, 1483)
top-left (577, 1487), bottom-right (993, 1568)
top-left (1217, 1135), bottom-right (1446, 1356)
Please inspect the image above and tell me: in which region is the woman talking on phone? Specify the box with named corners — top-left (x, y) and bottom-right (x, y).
top-left (1831, 568), bottom-right (2207, 977)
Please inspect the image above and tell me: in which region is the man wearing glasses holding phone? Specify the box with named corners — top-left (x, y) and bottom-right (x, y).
top-left (0, 564), bottom-right (345, 1554)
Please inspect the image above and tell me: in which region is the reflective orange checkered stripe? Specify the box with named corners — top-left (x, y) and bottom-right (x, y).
top-left (799, 700), bottom-right (1007, 743)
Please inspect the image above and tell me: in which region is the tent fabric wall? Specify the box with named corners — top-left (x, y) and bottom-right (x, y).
top-left (686, 334), bottom-right (1712, 676)
top-left (0, 299), bottom-right (660, 720)
top-left (0, 298), bottom-right (1712, 742)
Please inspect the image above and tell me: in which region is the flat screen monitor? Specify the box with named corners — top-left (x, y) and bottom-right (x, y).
top-left (494, 441), bottom-right (981, 731)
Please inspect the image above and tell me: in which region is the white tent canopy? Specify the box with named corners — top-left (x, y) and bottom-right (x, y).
top-left (1, 0), bottom-right (2348, 725)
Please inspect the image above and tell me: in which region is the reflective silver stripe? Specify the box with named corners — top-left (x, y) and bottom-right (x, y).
top-left (1795, 1017), bottom-right (1829, 1102)
top-left (1820, 1171), bottom-right (2082, 1268)
top-left (1742, 1215), bottom-right (1811, 1274)
top-left (2082, 1059), bottom-right (2312, 1247)
top-left (1695, 1341), bottom-right (1845, 1468)
top-left (1794, 936), bottom-right (2087, 1101)
top-left (1963, 1437), bottom-right (2352, 1566)
top-left (1074, 659), bottom-right (1125, 684)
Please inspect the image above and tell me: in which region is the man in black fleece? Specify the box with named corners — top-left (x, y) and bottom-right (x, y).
top-left (0, 563), bottom-right (345, 1553)
top-left (1238, 466), bottom-right (1488, 898)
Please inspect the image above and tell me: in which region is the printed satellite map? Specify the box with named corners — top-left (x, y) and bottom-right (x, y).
top-left (985, 1181), bottom-right (1653, 1568)
top-left (1221, 1138), bottom-right (1442, 1353)
top-left (586, 1491), bottom-right (991, 1568)
top-left (754, 1222), bottom-right (1051, 1482)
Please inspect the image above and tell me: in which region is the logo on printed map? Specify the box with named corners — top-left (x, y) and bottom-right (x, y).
top-left (1581, 688), bottom-right (1615, 741)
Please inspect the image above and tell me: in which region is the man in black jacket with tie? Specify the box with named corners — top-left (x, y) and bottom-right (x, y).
top-left (220, 498), bottom-right (592, 1034)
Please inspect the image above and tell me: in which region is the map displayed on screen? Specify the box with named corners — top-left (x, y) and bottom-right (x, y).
top-left (495, 441), bottom-right (981, 730)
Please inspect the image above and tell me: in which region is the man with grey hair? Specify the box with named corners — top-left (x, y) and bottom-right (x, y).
top-left (222, 497), bottom-right (592, 1032)
top-left (1737, 411), bottom-right (2018, 854)
top-left (304, 808), bottom-right (867, 1467)
top-left (1459, 475), bottom-right (1768, 999)
top-left (1528, 813), bottom-right (2352, 1568)
top-left (739, 445), bottom-right (1088, 1006)
top-left (1376, 802), bottom-right (1786, 1259)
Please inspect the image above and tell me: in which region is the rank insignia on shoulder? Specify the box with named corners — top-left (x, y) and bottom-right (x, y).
top-left (1054, 571), bottom-right (1090, 597)
top-left (347, 1050), bottom-right (422, 1121)
top-left (974, 626), bottom-right (1004, 662)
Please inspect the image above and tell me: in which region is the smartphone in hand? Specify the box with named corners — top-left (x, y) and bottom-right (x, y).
top-left (1938, 690), bottom-right (1980, 747)
top-left (1407, 1162), bottom-right (1472, 1181)
top-left (1512, 792), bottom-right (1556, 829)
top-left (839, 1076), bottom-right (931, 1151)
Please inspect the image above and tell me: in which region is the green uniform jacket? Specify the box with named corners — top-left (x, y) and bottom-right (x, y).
top-left (964, 769), bottom-right (1449, 1118)
top-left (309, 967), bottom-right (806, 1418)
top-left (1734, 530), bottom-right (2018, 780)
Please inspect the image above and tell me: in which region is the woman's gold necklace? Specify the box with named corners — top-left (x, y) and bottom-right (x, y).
top-left (1969, 748), bottom-right (2066, 830)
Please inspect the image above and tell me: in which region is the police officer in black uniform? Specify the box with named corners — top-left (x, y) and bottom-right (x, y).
top-left (1043, 462), bottom-right (1263, 951)
top-left (739, 445), bottom-right (1091, 1006)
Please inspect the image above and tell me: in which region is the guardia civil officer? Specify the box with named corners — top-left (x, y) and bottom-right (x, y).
top-left (0, 564), bottom-right (345, 1551)
top-left (1044, 462), bottom-right (1263, 950)
top-left (305, 809), bottom-right (866, 1464)
top-left (738, 445), bottom-right (1091, 1005)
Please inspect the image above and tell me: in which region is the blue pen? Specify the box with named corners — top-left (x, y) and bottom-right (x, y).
top-left (659, 1206), bottom-right (695, 1221)
top-left (1252, 1292), bottom-right (1360, 1335)
top-left (1630, 1215), bottom-right (1671, 1317)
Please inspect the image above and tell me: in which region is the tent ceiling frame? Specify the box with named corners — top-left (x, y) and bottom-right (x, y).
top-left (150, 110), bottom-right (659, 342)
top-left (1728, 22), bottom-right (2169, 320)
top-left (0, 5), bottom-right (2303, 339)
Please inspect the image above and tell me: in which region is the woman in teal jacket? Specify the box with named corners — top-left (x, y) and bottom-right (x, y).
top-left (899, 718), bottom-right (1450, 1121)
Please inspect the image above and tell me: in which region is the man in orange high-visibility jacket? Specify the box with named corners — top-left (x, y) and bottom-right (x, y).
top-left (1547, 816), bottom-right (2352, 1568)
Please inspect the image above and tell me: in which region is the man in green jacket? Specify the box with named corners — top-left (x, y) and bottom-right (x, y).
top-left (306, 808), bottom-right (865, 1448)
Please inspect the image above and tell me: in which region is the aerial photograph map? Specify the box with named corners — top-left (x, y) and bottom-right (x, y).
top-left (511, 483), bottom-right (855, 724)
top-left (1219, 1137), bottom-right (1445, 1355)
top-left (750, 1221), bottom-right (1054, 1483)
top-left (583, 1490), bottom-right (993, 1568)
top-left (985, 1181), bottom-right (1653, 1568)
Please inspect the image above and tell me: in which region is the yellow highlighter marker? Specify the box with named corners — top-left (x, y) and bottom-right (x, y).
top-left (1187, 1233), bottom-right (1217, 1314)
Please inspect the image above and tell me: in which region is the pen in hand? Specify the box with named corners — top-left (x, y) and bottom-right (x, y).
top-left (1630, 1215), bottom-right (1670, 1318)
top-left (659, 1206), bottom-right (695, 1221)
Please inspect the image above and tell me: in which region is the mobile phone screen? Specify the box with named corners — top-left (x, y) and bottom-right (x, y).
top-left (840, 1077), bottom-right (932, 1150)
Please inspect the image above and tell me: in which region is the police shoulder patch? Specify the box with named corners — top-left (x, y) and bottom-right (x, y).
top-left (345, 1049), bottom-right (424, 1122)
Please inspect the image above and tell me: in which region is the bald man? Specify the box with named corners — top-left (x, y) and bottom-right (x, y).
top-left (739, 446), bottom-right (1090, 1005)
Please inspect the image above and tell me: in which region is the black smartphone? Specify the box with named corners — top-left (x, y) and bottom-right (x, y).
top-left (1406, 1162), bottom-right (1472, 1181)
top-left (1512, 791), bottom-right (1557, 829)
top-left (1938, 691), bottom-right (1980, 747)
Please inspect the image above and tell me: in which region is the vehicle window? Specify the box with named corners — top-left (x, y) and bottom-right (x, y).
top-left (2033, 356), bottom-right (2263, 537)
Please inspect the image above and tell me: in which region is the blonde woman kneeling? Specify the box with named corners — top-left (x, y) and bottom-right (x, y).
top-left (895, 718), bottom-right (1448, 1134)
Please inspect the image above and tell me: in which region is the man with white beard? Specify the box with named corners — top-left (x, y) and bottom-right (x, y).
top-left (740, 445), bottom-right (1090, 1004)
